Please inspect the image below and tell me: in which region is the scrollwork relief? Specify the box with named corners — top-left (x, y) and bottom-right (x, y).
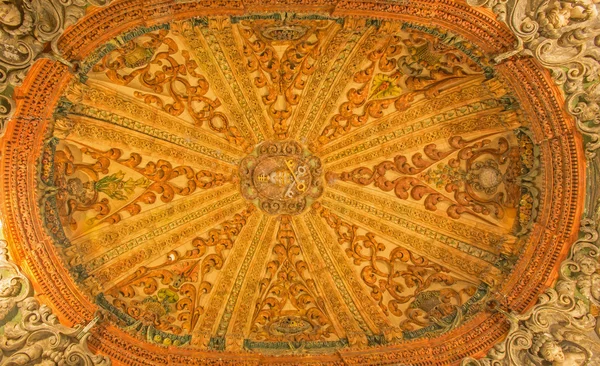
top-left (314, 203), bottom-right (480, 332)
top-left (327, 131), bottom-right (535, 227)
top-left (314, 27), bottom-right (487, 148)
top-left (249, 216), bottom-right (339, 343)
top-left (0, 240), bottom-right (110, 365)
top-left (462, 217), bottom-right (600, 365)
top-left (0, 0), bottom-right (111, 134)
top-left (467, 0), bottom-right (600, 157)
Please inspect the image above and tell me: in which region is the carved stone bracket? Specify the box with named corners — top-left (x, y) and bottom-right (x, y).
top-left (0, 0), bottom-right (111, 135)
top-left (467, 0), bottom-right (600, 157)
top-left (0, 240), bottom-right (110, 365)
top-left (462, 216), bottom-right (600, 365)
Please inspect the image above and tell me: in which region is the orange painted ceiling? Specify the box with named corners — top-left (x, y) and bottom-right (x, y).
top-left (0, 1), bottom-right (584, 364)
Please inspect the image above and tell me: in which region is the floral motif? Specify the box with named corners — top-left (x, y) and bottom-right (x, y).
top-left (100, 206), bottom-right (255, 341)
top-left (249, 216), bottom-right (338, 342)
top-left (315, 203), bottom-right (478, 331)
top-left (93, 172), bottom-right (150, 200)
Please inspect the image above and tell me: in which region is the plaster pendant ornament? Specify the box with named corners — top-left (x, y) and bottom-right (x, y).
top-left (239, 141), bottom-right (323, 215)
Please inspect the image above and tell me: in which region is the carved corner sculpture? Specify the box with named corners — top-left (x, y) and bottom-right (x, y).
top-left (0, 240), bottom-right (110, 365)
top-left (0, 0), bottom-right (111, 134)
top-left (466, 0), bottom-right (600, 158)
top-left (462, 217), bottom-right (600, 366)
top-left (0, 0), bottom-right (598, 365)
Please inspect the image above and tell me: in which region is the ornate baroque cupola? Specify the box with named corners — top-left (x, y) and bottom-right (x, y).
top-left (0, 0), bottom-right (598, 365)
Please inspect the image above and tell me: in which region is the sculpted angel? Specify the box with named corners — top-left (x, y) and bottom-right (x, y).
top-left (573, 251), bottom-right (600, 306)
top-left (529, 333), bottom-right (589, 366)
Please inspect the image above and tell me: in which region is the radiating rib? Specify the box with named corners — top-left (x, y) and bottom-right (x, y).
top-left (325, 110), bottom-right (520, 171)
top-left (85, 29), bottom-right (255, 150)
top-left (190, 212), bottom-right (267, 347)
top-left (303, 211), bottom-right (394, 337)
top-left (177, 21), bottom-right (266, 144)
top-left (206, 216), bottom-right (277, 350)
top-left (324, 186), bottom-right (511, 264)
top-left (309, 204), bottom-right (484, 334)
top-left (62, 116), bottom-right (236, 174)
top-left (318, 199), bottom-right (503, 286)
top-left (69, 184), bottom-right (237, 262)
top-left (98, 205), bottom-right (258, 338)
top-left (287, 24), bottom-right (358, 140)
top-left (293, 215), bottom-right (378, 346)
top-left (300, 28), bottom-right (377, 143)
top-left (317, 77), bottom-right (506, 160)
top-left (65, 80), bottom-right (246, 160)
top-left (83, 193), bottom-right (246, 288)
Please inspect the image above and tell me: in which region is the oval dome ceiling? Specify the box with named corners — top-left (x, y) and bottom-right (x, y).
top-left (0, 2), bottom-right (584, 365)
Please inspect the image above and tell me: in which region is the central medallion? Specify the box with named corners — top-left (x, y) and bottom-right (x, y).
top-left (239, 141), bottom-right (323, 215)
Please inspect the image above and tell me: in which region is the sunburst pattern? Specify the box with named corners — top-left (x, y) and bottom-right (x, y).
top-left (38, 14), bottom-right (540, 354)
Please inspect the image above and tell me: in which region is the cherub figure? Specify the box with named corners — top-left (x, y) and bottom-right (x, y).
top-left (573, 251), bottom-right (600, 306)
top-left (0, 0), bottom-right (21, 27)
top-left (529, 333), bottom-right (588, 366)
top-left (537, 0), bottom-right (599, 39)
top-left (0, 0), bottom-right (33, 36)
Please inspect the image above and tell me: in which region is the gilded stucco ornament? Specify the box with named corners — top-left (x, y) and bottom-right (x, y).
top-left (239, 141), bottom-right (323, 215)
top-left (0, 0), bottom-right (111, 135)
top-left (0, 1), bottom-right (593, 364)
top-left (460, 0), bottom-right (600, 363)
top-left (466, 0), bottom-right (600, 157)
top-left (0, 240), bottom-right (110, 365)
top-left (462, 216), bottom-right (600, 365)
top-left (0, 239), bottom-right (29, 322)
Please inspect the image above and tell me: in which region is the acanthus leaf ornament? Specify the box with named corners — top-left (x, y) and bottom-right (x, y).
top-left (0, 0), bottom-right (112, 135)
top-left (466, 0), bottom-right (600, 157)
top-left (0, 240), bottom-right (30, 322)
top-left (462, 217), bottom-right (600, 365)
top-left (0, 240), bottom-right (110, 365)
